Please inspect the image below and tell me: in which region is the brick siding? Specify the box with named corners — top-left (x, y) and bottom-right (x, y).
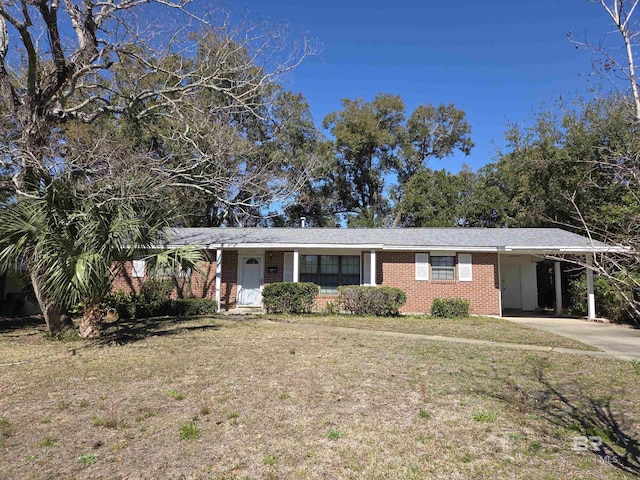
top-left (376, 251), bottom-right (500, 315)
top-left (112, 249), bottom-right (500, 314)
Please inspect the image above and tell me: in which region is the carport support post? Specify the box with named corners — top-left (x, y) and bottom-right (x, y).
top-left (293, 250), bottom-right (299, 282)
top-left (586, 253), bottom-right (596, 320)
top-left (215, 249), bottom-right (222, 313)
top-left (554, 261), bottom-right (563, 315)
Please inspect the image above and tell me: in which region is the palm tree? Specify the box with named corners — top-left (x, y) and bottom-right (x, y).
top-left (0, 174), bottom-right (200, 338)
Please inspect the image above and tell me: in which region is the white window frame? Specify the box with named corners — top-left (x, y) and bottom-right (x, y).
top-left (431, 254), bottom-right (456, 280)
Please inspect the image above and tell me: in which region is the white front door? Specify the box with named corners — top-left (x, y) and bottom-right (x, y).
top-left (238, 256), bottom-right (263, 306)
top-left (502, 264), bottom-right (522, 309)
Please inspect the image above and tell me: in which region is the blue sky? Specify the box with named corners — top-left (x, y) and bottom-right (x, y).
top-left (235, 0), bottom-right (621, 173)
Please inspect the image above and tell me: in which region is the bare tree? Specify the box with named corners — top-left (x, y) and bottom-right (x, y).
top-left (564, 1), bottom-right (640, 321)
top-left (570, 1), bottom-right (640, 120)
top-left (0, 0), bottom-right (317, 331)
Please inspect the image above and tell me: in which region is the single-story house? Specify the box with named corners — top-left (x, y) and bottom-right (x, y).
top-left (111, 227), bottom-right (623, 318)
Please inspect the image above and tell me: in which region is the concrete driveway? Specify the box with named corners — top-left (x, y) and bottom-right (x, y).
top-left (506, 316), bottom-right (640, 361)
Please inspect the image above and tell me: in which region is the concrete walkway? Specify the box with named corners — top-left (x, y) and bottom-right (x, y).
top-left (260, 319), bottom-right (627, 360)
top-left (505, 316), bottom-right (640, 361)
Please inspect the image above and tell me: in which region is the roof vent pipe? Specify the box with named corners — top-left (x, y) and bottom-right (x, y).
top-left (300, 217), bottom-right (307, 228)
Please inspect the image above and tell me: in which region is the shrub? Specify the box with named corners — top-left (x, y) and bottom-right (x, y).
top-left (262, 282), bottom-right (319, 314)
top-left (139, 279), bottom-right (174, 317)
top-left (105, 290), bottom-right (138, 320)
top-left (430, 298), bottom-right (470, 318)
top-left (171, 298), bottom-right (217, 316)
top-left (569, 273), bottom-right (638, 324)
top-left (337, 286), bottom-right (407, 316)
top-left (107, 279), bottom-right (220, 320)
top-left (104, 280), bottom-right (174, 320)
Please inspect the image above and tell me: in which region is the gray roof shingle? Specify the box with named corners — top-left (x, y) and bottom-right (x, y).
top-left (163, 227), bottom-right (614, 252)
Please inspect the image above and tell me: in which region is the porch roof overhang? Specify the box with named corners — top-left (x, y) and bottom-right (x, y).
top-left (159, 227), bottom-right (626, 255)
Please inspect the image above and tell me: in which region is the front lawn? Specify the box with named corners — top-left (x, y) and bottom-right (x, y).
top-left (270, 314), bottom-right (598, 351)
top-left (0, 316), bottom-right (637, 479)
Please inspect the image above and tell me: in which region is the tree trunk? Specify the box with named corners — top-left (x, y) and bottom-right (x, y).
top-left (30, 272), bottom-right (64, 335)
top-left (79, 304), bottom-right (104, 338)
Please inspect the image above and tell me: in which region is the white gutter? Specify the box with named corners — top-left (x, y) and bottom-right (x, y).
top-left (158, 243), bottom-right (629, 254)
top-left (162, 243), bottom-right (385, 250)
top-left (502, 246), bottom-right (630, 254)
top-left (383, 245), bottom-right (498, 252)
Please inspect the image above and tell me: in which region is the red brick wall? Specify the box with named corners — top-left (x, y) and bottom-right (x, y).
top-left (264, 251), bottom-right (285, 284)
top-left (377, 252), bottom-right (500, 315)
top-left (112, 250), bottom-right (500, 314)
top-left (111, 262), bottom-right (147, 295)
top-left (219, 251), bottom-right (238, 310)
top-left (111, 256), bottom-right (217, 300)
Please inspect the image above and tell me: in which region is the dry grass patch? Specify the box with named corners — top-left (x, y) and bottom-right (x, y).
top-left (0, 315), bottom-right (637, 479)
top-left (272, 314), bottom-right (598, 350)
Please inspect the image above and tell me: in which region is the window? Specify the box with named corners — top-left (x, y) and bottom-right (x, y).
top-left (152, 263), bottom-right (174, 278)
top-left (431, 256), bottom-right (455, 280)
top-left (300, 255), bottom-right (360, 293)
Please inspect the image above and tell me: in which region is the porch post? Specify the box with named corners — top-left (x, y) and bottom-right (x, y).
top-left (554, 261), bottom-right (562, 315)
top-left (215, 249), bottom-right (222, 313)
top-left (586, 253), bottom-right (596, 320)
top-left (293, 250), bottom-right (299, 283)
top-left (370, 250), bottom-right (376, 286)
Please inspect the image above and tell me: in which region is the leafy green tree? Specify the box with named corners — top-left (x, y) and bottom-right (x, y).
top-left (491, 93), bottom-right (640, 320)
top-left (398, 104), bottom-right (474, 183)
top-left (491, 95), bottom-right (638, 232)
top-left (399, 168), bottom-right (468, 227)
top-left (322, 93), bottom-right (405, 227)
top-left (322, 94), bottom-right (473, 227)
top-left (397, 165), bottom-right (508, 228)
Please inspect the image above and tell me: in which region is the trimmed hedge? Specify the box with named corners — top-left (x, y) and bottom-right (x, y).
top-left (430, 298), bottom-right (470, 318)
top-left (262, 282), bottom-right (319, 314)
top-left (337, 286), bottom-right (407, 316)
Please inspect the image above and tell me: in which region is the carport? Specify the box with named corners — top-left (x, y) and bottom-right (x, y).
top-left (498, 234), bottom-right (626, 320)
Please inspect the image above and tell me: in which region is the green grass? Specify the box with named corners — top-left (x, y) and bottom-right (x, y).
top-left (77, 453), bottom-right (97, 466)
top-left (269, 314), bottom-right (598, 350)
top-left (179, 420), bottom-right (201, 440)
top-left (0, 315), bottom-right (637, 479)
top-left (418, 409), bottom-right (431, 420)
top-left (263, 454), bottom-right (278, 465)
top-left (471, 411), bottom-right (497, 423)
top-left (38, 436), bottom-right (59, 448)
top-left (167, 389), bottom-right (185, 400)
